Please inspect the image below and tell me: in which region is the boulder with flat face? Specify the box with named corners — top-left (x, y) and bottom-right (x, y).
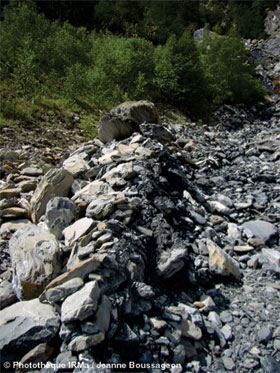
top-left (9, 224), bottom-right (61, 300)
top-left (0, 299), bottom-right (60, 363)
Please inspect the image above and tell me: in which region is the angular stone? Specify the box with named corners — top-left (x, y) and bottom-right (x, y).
top-left (262, 248), bottom-right (280, 268)
top-left (0, 280), bottom-right (17, 310)
top-left (63, 153), bottom-right (90, 177)
top-left (234, 245), bottom-right (255, 253)
top-left (9, 224), bottom-right (61, 300)
top-left (207, 239), bottom-right (241, 280)
top-left (40, 277), bottom-right (84, 303)
top-left (241, 220), bottom-right (278, 245)
top-left (20, 343), bottom-right (53, 366)
top-left (222, 356), bottom-right (235, 371)
top-left (69, 333), bottom-right (105, 351)
top-left (63, 217), bottom-right (95, 245)
top-left (61, 281), bottom-right (100, 323)
top-left (31, 168), bottom-right (74, 223)
top-left (0, 219), bottom-right (30, 236)
top-left (18, 180), bottom-right (38, 193)
top-left (72, 180), bottom-right (113, 204)
top-left (46, 197), bottom-right (75, 240)
top-left (139, 123), bottom-right (174, 144)
top-left (0, 299), bottom-right (59, 362)
top-left (21, 167), bottom-right (43, 177)
top-left (180, 320), bottom-right (202, 340)
top-left (95, 295), bottom-right (111, 333)
top-left (227, 223), bottom-right (242, 241)
top-left (150, 318), bottom-right (168, 331)
top-left (0, 207), bottom-right (27, 218)
top-left (258, 325), bottom-right (273, 342)
top-left (209, 200), bottom-right (232, 215)
top-left (42, 253), bottom-right (107, 292)
top-left (221, 324), bottom-right (233, 340)
top-left (0, 188), bottom-right (21, 199)
top-left (157, 246), bottom-right (188, 278)
top-left (86, 192), bottom-right (126, 220)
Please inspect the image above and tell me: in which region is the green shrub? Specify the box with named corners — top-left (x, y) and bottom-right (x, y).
top-left (86, 33), bottom-right (155, 108)
top-left (0, 1), bottom-right (50, 77)
top-left (199, 31), bottom-right (265, 106)
top-left (154, 31), bottom-right (209, 115)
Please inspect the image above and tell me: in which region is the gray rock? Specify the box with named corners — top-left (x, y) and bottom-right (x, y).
top-left (69, 333), bottom-right (105, 351)
top-left (260, 356), bottom-right (280, 373)
top-left (98, 114), bottom-right (139, 143)
top-left (63, 153), bottom-right (90, 177)
top-left (258, 325), bottom-right (273, 342)
top-left (262, 248), bottom-right (280, 269)
top-left (0, 280), bottom-right (17, 309)
top-left (31, 168), bottom-right (74, 223)
top-left (63, 217), bottom-right (95, 245)
top-left (173, 344), bottom-right (186, 364)
top-left (72, 180), bottom-right (113, 204)
top-left (95, 295), bottom-right (111, 333)
top-left (110, 100), bottom-right (160, 125)
top-left (133, 282), bottom-right (155, 299)
top-left (21, 167), bottom-right (43, 177)
top-left (139, 123), bottom-right (174, 144)
top-left (0, 219), bottom-right (31, 236)
top-left (221, 324), bottom-right (232, 340)
top-left (157, 245), bottom-right (188, 278)
top-left (61, 281), bottom-right (100, 323)
top-left (9, 224), bottom-right (61, 300)
top-left (40, 277), bottom-right (84, 303)
top-left (42, 253), bottom-right (107, 292)
top-left (0, 298), bottom-right (59, 362)
top-left (222, 356), bottom-right (235, 371)
top-left (241, 220), bottom-right (278, 245)
top-left (85, 192), bottom-right (126, 220)
top-left (19, 343), bottom-right (53, 365)
top-left (45, 197), bottom-right (75, 239)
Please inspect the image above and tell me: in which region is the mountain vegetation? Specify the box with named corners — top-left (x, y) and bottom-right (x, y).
top-left (0, 0), bottom-right (277, 136)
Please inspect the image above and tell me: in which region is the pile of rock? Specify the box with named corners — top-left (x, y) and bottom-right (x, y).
top-left (0, 98), bottom-right (279, 372)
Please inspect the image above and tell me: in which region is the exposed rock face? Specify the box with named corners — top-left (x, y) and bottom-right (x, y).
top-left (9, 224), bottom-right (61, 299)
top-left (31, 168), bottom-right (74, 223)
top-left (0, 299), bottom-right (59, 363)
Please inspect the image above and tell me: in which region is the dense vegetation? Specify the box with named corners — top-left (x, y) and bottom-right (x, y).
top-left (0, 0), bottom-right (277, 136)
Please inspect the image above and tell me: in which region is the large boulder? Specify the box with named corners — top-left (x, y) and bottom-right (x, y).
top-left (9, 224), bottom-right (61, 300)
top-left (31, 168), bottom-right (74, 223)
top-left (0, 298), bottom-right (60, 363)
top-left (110, 100), bottom-right (160, 124)
top-left (98, 100), bottom-right (161, 143)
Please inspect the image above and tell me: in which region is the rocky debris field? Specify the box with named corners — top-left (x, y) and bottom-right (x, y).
top-left (0, 15), bottom-right (280, 373)
top-left (0, 94), bottom-right (279, 373)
